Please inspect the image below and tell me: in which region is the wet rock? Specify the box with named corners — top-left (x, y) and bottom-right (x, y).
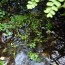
top-left (15, 51), bottom-right (30, 65)
top-left (15, 51), bottom-right (50, 65)
top-left (51, 51), bottom-right (60, 59)
top-left (30, 61), bottom-right (45, 65)
top-left (58, 56), bottom-right (65, 65)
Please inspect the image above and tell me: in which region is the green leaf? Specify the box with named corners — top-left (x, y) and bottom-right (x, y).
top-left (50, 10), bottom-right (55, 15)
top-left (27, 2), bottom-right (37, 9)
top-left (29, 51), bottom-right (38, 61)
top-left (46, 22), bottom-right (52, 30)
top-left (44, 7), bottom-right (51, 13)
top-left (29, 42), bottom-right (36, 48)
top-left (35, 0), bottom-right (39, 2)
top-left (47, 13), bottom-right (53, 18)
top-left (53, 1), bottom-right (61, 8)
top-left (27, 4), bottom-right (32, 9)
top-left (51, 6), bottom-right (58, 11)
top-left (28, 1), bottom-right (33, 4)
top-left (58, 0), bottom-right (64, 2)
top-left (31, 0), bottom-right (39, 2)
top-left (0, 60), bottom-right (4, 65)
top-left (62, 2), bottom-right (65, 8)
top-left (2, 11), bottom-right (5, 15)
top-left (33, 2), bottom-right (37, 7)
top-left (49, 0), bottom-right (56, 2)
top-left (47, 2), bottom-right (54, 6)
top-left (0, 12), bottom-right (2, 14)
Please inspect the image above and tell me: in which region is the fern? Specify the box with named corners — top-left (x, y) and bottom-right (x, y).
top-left (27, 0), bottom-right (39, 9)
top-left (27, 0), bottom-right (65, 18)
top-left (62, 2), bottom-right (65, 8)
top-left (44, 0), bottom-right (64, 18)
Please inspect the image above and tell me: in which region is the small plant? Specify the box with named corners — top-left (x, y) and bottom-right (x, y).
top-left (0, 9), bottom-right (5, 20)
top-left (28, 51), bottom-right (40, 62)
top-left (45, 22), bottom-right (53, 35)
top-left (13, 15), bottom-right (27, 28)
top-left (0, 22), bottom-right (15, 32)
top-left (46, 22), bottom-right (52, 30)
top-left (0, 23), bottom-right (7, 31)
top-left (29, 41), bottom-right (36, 48)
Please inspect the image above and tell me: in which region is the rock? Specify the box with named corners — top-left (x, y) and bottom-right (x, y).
top-left (15, 51), bottom-right (30, 65)
top-left (15, 51), bottom-right (50, 65)
top-left (58, 56), bottom-right (65, 65)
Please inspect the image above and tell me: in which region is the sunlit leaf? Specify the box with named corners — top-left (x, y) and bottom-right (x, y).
top-left (35, 0), bottom-right (39, 2)
top-left (51, 6), bottom-right (58, 11)
top-left (50, 10), bottom-right (55, 15)
top-left (58, 0), bottom-right (64, 2)
top-left (47, 2), bottom-right (54, 6)
top-left (62, 2), bottom-right (65, 8)
top-left (49, 0), bottom-right (56, 2)
top-left (53, 1), bottom-right (61, 8)
top-left (47, 13), bottom-right (53, 18)
top-left (44, 7), bottom-right (51, 13)
top-left (28, 1), bottom-right (33, 4)
top-left (27, 2), bottom-right (37, 9)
